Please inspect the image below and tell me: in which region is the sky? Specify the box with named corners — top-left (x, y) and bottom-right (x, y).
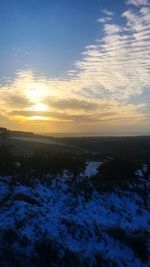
top-left (0, 0), bottom-right (150, 135)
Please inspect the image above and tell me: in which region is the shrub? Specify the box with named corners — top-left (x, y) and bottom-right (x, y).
top-left (35, 238), bottom-right (61, 267)
top-left (13, 193), bottom-right (39, 205)
top-left (2, 228), bottom-right (17, 244)
top-left (35, 238), bottom-right (83, 267)
top-left (101, 158), bottom-right (138, 180)
top-left (0, 145), bottom-right (14, 176)
top-left (11, 176), bottom-right (35, 188)
top-left (127, 231), bottom-right (149, 263)
top-left (92, 158), bottom-right (139, 190)
top-left (107, 227), bottom-right (149, 264)
top-left (107, 227), bottom-right (126, 242)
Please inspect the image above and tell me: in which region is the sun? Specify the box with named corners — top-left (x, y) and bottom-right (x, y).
top-left (31, 103), bottom-right (49, 111)
top-left (25, 83), bottom-right (49, 112)
top-left (26, 83), bottom-right (49, 102)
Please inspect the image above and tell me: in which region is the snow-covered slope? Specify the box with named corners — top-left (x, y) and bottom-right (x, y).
top-left (0, 175), bottom-right (149, 266)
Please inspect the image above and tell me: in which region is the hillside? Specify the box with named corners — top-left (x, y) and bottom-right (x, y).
top-left (0, 170), bottom-right (149, 266)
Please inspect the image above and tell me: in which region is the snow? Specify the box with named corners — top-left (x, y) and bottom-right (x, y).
top-left (135, 169), bottom-right (143, 177)
top-left (81, 161), bottom-right (102, 177)
top-left (0, 174), bottom-right (150, 266)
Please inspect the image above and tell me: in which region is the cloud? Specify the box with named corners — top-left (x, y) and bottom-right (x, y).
top-left (127, 0), bottom-right (150, 7)
top-left (8, 110), bottom-right (99, 123)
top-left (45, 98), bottom-right (99, 111)
top-left (101, 9), bottom-right (114, 16)
top-left (8, 102), bottom-right (146, 125)
top-left (0, 114), bottom-right (8, 122)
top-left (104, 24), bottom-right (122, 34)
top-left (97, 17), bottom-right (112, 23)
top-left (1, 94), bottom-right (32, 109)
top-left (98, 9), bottom-right (114, 24)
top-left (74, 5), bottom-right (150, 102)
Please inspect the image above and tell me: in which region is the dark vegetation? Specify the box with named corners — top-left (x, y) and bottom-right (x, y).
top-left (107, 228), bottom-right (150, 263)
top-left (57, 136), bottom-right (150, 160)
top-left (91, 158), bottom-right (150, 194)
top-left (0, 144), bottom-right (86, 179)
top-left (1, 128), bottom-right (150, 160)
top-left (13, 193), bottom-right (40, 205)
top-left (92, 158), bottom-right (139, 189)
top-left (99, 158), bottom-right (139, 180)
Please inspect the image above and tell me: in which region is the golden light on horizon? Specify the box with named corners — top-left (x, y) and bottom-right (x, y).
top-left (29, 116), bottom-right (50, 121)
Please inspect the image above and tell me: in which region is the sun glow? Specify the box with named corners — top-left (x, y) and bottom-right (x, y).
top-left (25, 83), bottom-right (50, 113)
top-left (31, 103), bottom-right (49, 112)
top-left (26, 83), bottom-right (49, 102)
top-left (29, 116), bottom-right (49, 121)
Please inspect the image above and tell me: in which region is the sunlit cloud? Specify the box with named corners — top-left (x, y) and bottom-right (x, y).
top-left (45, 98), bottom-right (99, 111)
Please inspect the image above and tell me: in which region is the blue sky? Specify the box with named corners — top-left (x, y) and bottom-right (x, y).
top-left (0, 0), bottom-right (127, 78)
top-left (0, 0), bottom-right (100, 78)
top-left (0, 0), bottom-right (150, 134)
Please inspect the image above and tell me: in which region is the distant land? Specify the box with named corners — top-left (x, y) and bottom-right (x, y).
top-left (1, 126), bottom-right (150, 138)
top-left (0, 127), bottom-right (150, 161)
top-left (39, 132), bottom-right (150, 137)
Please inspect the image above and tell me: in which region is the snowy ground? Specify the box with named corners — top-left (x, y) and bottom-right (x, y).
top-left (0, 174), bottom-right (149, 266)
